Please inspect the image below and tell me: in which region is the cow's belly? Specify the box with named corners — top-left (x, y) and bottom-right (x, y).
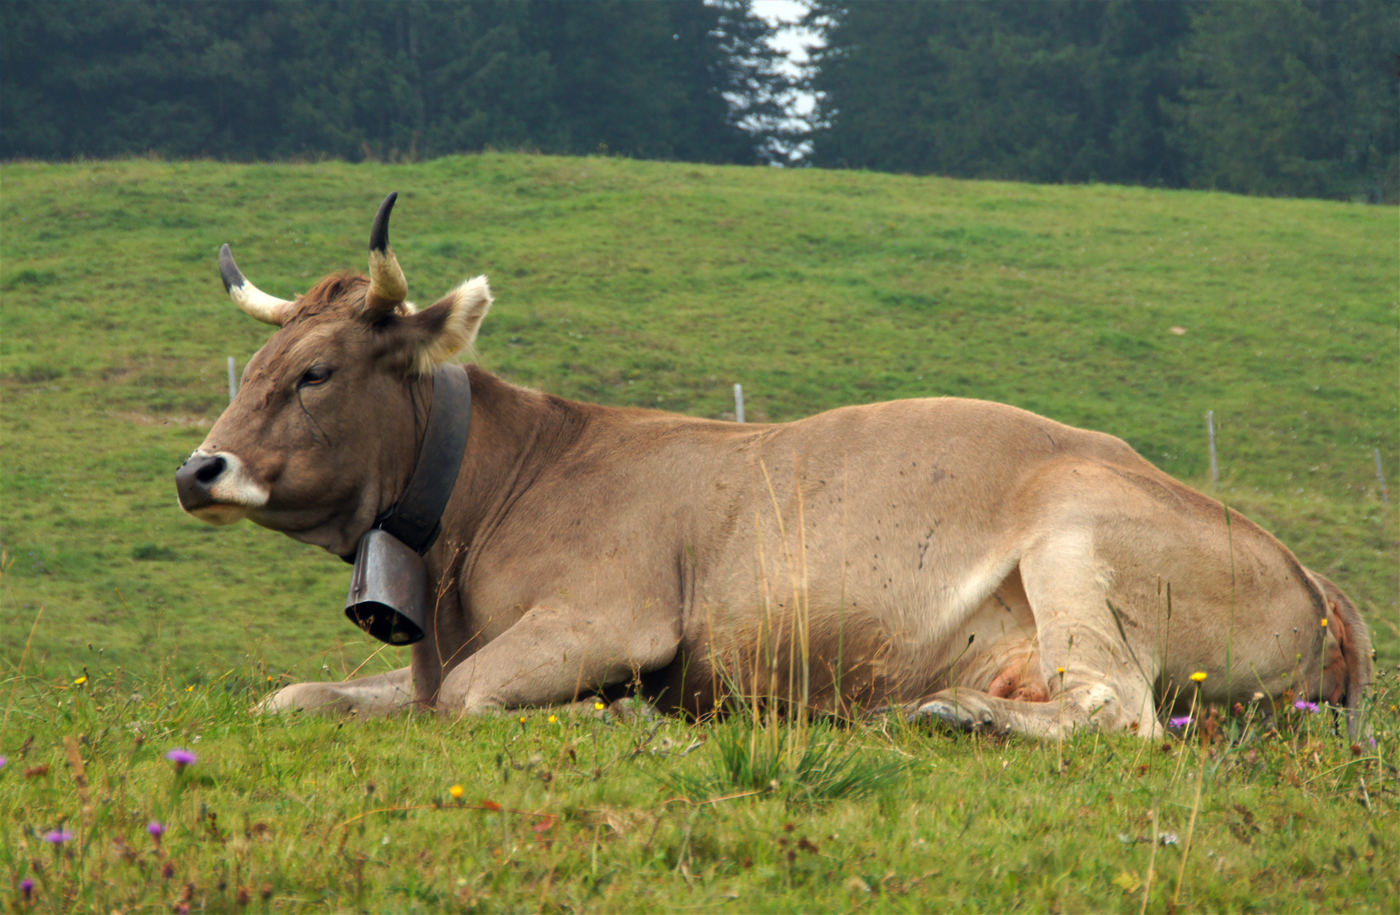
top-left (667, 541), bottom-right (1043, 716)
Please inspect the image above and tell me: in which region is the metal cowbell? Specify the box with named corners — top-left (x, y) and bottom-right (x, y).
top-left (344, 528), bottom-right (428, 645)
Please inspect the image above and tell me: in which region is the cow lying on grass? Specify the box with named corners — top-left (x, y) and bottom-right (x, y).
top-left (176, 195), bottom-right (1372, 739)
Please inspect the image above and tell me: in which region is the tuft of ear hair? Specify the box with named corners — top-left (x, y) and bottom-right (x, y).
top-left (411, 276), bottom-right (493, 375)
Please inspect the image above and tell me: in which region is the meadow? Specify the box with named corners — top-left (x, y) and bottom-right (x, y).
top-left (1, 154), bottom-right (1396, 912)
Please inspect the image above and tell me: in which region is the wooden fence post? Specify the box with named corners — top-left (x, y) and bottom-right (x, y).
top-left (1376, 448), bottom-right (1390, 505)
top-left (1206, 410), bottom-right (1219, 489)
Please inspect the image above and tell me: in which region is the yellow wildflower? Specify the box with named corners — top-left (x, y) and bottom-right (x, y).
top-left (1320, 618), bottom-right (1328, 627)
top-left (1190, 671), bottom-right (1207, 683)
top-left (74, 676), bottom-right (87, 685)
top-left (594, 701), bottom-right (606, 711)
top-left (548, 715), bottom-right (558, 724)
top-left (449, 784), bottom-right (464, 800)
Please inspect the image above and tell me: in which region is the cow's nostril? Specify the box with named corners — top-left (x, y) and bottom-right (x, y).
top-left (194, 456), bottom-right (227, 485)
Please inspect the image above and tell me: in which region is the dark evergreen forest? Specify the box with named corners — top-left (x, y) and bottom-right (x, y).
top-left (0, 0), bottom-right (792, 164)
top-left (2, 0), bottom-right (1395, 202)
top-left (804, 0), bottom-right (1396, 202)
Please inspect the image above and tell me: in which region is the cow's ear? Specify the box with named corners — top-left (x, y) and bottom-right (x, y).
top-left (393, 276), bottom-right (493, 375)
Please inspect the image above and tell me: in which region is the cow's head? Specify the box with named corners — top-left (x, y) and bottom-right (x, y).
top-left (175, 194), bottom-right (492, 556)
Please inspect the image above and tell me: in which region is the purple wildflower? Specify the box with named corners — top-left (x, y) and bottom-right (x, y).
top-left (147, 820), bottom-right (166, 840)
top-left (44, 828), bottom-right (74, 844)
top-left (20, 878), bottom-right (34, 898)
top-left (165, 748), bottom-right (197, 770)
top-left (1293, 700), bottom-right (1319, 713)
top-left (1168, 715), bottom-right (1192, 729)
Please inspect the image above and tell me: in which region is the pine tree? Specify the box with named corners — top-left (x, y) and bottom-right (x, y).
top-left (803, 0), bottom-right (1189, 185)
top-left (1169, 0), bottom-right (1398, 202)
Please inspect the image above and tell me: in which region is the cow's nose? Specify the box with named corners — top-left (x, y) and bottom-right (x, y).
top-left (176, 453), bottom-right (227, 509)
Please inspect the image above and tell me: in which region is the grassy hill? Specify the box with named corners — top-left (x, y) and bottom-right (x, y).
top-left (0, 155), bottom-right (1396, 914)
top-left (2, 154), bottom-right (1394, 683)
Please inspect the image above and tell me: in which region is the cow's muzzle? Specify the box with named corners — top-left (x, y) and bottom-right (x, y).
top-left (175, 450), bottom-right (268, 524)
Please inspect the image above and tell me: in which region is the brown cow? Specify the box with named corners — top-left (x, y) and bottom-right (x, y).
top-left (176, 196), bottom-right (1372, 739)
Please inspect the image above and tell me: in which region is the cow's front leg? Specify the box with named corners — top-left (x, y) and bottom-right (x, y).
top-left (255, 665), bottom-right (416, 717)
top-left (438, 606), bottom-right (679, 714)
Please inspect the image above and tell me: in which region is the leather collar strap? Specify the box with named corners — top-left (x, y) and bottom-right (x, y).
top-left (349, 365), bottom-right (471, 560)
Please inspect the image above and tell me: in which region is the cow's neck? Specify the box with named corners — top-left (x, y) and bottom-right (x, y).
top-left (436, 365), bottom-right (590, 563)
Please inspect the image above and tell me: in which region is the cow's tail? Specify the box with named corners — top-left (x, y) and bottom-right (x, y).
top-left (1311, 571), bottom-right (1374, 741)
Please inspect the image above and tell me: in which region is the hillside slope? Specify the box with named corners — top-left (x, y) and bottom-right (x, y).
top-left (1, 154), bottom-right (1394, 684)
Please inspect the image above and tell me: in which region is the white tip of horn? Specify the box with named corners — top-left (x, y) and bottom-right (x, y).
top-left (219, 244), bottom-right (295, 327)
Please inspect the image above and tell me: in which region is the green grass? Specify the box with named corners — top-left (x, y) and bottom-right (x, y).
top-left (2, 672), bottom-right (1396, 912)
top-left (1, 153), bottom-right (1397, 911)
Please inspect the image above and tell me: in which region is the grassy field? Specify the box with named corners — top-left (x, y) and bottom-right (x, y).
top-left (1, 678), bottom-right (1397, 913)
top-left (1, 154), bottom-right (1397, 912)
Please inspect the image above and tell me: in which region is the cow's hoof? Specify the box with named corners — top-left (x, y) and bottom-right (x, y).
top-left (912, 696), bottom-right (1001, 734)
top-left (606, 696), bottom-right (659, 721)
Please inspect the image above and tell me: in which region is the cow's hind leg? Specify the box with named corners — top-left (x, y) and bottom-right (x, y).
top-left (915, 533), bottom-right (1161, 739)
top-left (255, 665), bottom-right (416, 717)
top-left (914, 677), bottom-right (1156, 739)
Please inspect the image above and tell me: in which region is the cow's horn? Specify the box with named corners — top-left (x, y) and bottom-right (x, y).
top-left (219, 244), bottom-right (294, 327)
top-left (366, 192), bottom-right (408, 312)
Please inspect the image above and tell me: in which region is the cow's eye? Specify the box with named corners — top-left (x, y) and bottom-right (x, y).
top-left (299, 365), bottom-right (332, 388)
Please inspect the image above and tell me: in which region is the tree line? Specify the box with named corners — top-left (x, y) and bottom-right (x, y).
top-left (0, 0), bottom-right (792, 165)
top-left (2, 0), bottom-right (1394, 202)
top-left (804, 0), bottom-right (1396, 203)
